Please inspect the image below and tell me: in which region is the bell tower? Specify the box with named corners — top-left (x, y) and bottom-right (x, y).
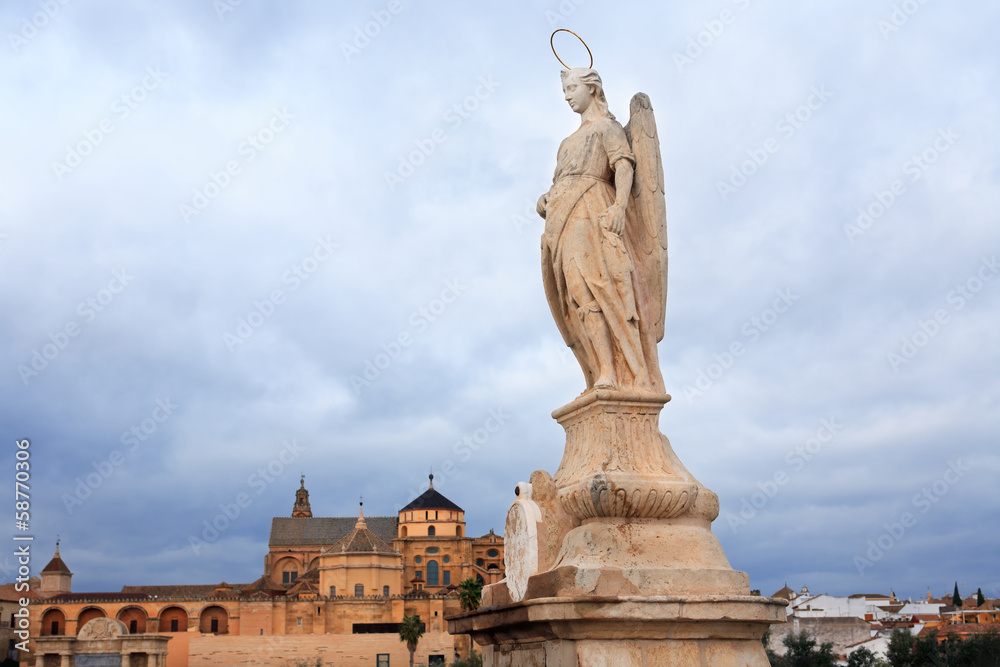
top-left (292, 475), bottom-right (312, 517)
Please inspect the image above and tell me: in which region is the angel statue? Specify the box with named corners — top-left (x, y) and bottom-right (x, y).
top-left (537, 66), bottom-right (668, 394)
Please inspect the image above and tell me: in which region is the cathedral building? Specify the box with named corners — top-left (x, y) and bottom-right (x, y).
top-left (22, 477), bottom-right (504, 667)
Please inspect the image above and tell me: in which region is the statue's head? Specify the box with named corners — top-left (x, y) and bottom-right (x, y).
top-left (560, 68), bottom-right (614, 120)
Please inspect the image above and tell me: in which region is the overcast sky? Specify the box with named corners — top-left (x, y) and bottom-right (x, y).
top-left (2, 1), bottom-right (998, 602)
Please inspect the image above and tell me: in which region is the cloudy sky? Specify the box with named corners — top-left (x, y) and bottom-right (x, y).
top-left (2, 0), bottom-right (998, 602)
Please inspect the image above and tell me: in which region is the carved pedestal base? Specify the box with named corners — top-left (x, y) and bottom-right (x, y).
top-left (452, 391), bottom-right (786, 665)
top-left (448, 595), bottom-right (786, 667)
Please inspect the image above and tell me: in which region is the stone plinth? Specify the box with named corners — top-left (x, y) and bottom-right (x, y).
top-left (452, 391), bottom-right (785, 665)
top-left (449, 594), bottom-right (786, 666)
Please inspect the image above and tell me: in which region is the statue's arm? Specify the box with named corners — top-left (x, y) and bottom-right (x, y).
top-left (606, 159), bottom-right (633, 235)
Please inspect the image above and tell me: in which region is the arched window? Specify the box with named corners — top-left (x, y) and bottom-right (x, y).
top-left (476, 574), bottom-right (484, 584)
top-left (400, 525), bottom-right (408, 537)
top-left (199, 606), bottom-right (228, 634)
top-left (354, 584), bottom-right (364, 597)
top-left (456, 525), bottom-right (464, 537)
top-left (427, 526), bottom-right (436, 536)
top-left (77, 607), bottom-right (106, 633)
top-left (159, 607), bottom-right (187, 633)
top-left (41, 609), bottom-right (66, 636)
top-left (383, 585), bottom-right (390, 597)
top-left (427, 560), bottom-right (439, 586)
top-left (274, 556), bottom-right (301, 586)
top-left (117, 607), bottom-right (147, 633)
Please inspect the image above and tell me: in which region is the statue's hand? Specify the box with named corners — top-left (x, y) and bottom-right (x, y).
top-left (536, 193), bottom-right (549, 219)
top-left (600, 203), bottom-right (626, 236)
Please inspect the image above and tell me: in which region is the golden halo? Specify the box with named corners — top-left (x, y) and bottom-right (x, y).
top-left (550, 29), bottom-right (593, 70)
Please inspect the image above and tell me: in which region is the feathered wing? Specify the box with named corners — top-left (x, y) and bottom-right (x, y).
top-left (623, 92), bottom-right (668, 342)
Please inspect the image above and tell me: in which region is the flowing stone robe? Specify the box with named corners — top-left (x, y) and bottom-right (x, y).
top-left (541, 116), bottom-right (660, 391)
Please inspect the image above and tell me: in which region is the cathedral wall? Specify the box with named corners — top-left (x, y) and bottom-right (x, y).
top-left (187, 631), bottom-right (459, 667)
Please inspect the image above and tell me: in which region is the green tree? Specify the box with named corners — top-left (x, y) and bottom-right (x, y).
top-left (398, 614), bottom-right (426, 667)
top-left (886, 628), bottom-right (914, 667)
top-left (775, 630), bottom-right (836, 667)
top-left (954, 582), bottom-right (963, 608)
top-left (451, 648), bottom-right (483, 667)
top-left (847, 646), bottom-right (878, 667)
top-left (978, 587), bottom-right (987, 607)
top-left (457, 577), bottom-right (483, 611)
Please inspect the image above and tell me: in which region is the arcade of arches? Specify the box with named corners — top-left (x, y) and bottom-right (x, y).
top-left (22, 476), bottom-right (504, 667)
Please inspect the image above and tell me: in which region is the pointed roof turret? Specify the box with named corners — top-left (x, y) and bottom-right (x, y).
top-left (292, 475), bottom-right (312, 517)
top-left (400, 474), bottom-right (463, 512)
top-left (332, 503), bottom-right (396, 555)
top-left (42, 540), bottom-right (71, 575)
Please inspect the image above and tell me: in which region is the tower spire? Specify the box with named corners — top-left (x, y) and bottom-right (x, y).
top-left (292, 477), bottom-right (312, 517)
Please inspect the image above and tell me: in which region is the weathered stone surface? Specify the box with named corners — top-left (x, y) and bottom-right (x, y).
top-left (449, 595), bottom-right (785, 666)
top-left (469, 65), bottom-right (788, 665)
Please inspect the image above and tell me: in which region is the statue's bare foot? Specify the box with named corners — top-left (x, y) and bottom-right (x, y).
top-left (594, 375), bottom-right (617, 390)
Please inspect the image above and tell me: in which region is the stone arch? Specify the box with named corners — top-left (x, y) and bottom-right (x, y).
top-left (456, 525), bottom-right (464, 537)
top-left (272, 556), bottom-right (301, 585)
top-left (400, 525), bottom-right (408, 537)
top-left (40, 608), bottom-right (66, 636)
top-left (159, 606), bottom-right (188, 633)
top-left (117, 606), bottom-right (148, 633)
top-left (199, 605), bottom-right (229, 634)
top-left (76, 607), bottom-right (107, 633)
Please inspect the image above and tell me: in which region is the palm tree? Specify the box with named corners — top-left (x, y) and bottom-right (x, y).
top-left (398, 614), bottom-right (425, 667)
top-left (457, 577), bottom-right (483, 611)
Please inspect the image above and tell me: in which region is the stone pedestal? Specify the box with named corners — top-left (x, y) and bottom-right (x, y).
top-left (450, 595), bottom-right (786, 666)
top-left (447, 391), bottom-right (785, 666)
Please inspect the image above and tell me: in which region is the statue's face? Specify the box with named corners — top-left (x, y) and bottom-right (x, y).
top-left (562, 75), bottom-right (593, 114)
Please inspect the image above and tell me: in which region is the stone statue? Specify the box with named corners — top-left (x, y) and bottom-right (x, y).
top-left (537, 67), bottom-right (668, 394)
top-left (450, 41), bottom-right (786, 665)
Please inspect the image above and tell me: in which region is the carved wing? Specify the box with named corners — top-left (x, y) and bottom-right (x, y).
top-left (624, 93), bottom-right (668, 342)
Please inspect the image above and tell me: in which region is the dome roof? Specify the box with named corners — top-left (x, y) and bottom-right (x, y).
top-left (400, 475), bottom-right (463, 513)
